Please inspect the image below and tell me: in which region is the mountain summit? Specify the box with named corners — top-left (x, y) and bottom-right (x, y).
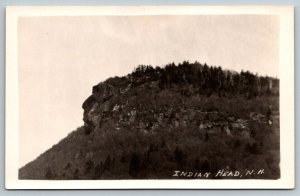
top-left (19, 61), bottom-right (280, 179)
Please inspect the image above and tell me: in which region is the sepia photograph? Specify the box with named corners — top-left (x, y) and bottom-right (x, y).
top-left (5, 6), bottom-right (294, 189)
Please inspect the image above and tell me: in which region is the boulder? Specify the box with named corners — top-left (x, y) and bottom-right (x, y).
top-left (82, 82), bottom-right (119, 133)
top-left (113, 104), bottom-right (121, 112)
top-left (82, 95), bottom-right (96, 112)
top-left (199, 123), bottom-right (207, 130)
top-left (82, 96), bottom-right (98, 132)
top-left (92, 83), bottom-right (119, 102)
top-left (83, 102), bottom-right (102, 131)
top-left (224, 126), bottom-right (232, 136)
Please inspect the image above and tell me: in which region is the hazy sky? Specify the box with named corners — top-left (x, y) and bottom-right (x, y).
top-left (18, 15), bottom-right (279, 167)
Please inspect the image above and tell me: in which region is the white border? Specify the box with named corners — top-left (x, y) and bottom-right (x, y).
top-left (5, 6), bottom-right (294, 189)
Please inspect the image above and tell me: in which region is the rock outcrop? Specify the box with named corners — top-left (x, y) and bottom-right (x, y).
top-left (81, 77), bottom-right (276, 139)
top-left (82, 82), bottom-right (119, 133)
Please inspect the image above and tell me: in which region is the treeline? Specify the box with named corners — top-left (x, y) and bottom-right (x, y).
top-left (130, 61), bottom-right (279, 98)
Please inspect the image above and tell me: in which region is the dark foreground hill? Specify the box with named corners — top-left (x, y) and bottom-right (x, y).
top-left (19, 61), bottom-right (280, 179)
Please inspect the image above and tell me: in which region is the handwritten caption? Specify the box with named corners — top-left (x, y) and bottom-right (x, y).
top-left (172, 169), bottom-right (265, 178)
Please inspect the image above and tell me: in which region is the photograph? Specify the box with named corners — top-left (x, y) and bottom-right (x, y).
top-left (5, 6), bottom-right (294, 189)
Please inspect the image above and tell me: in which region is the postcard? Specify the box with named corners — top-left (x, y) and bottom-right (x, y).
top-left (5, 6), bottom-right (294, 189)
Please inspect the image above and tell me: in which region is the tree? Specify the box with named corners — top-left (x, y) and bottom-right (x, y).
top-left (93, 163), bottom-right (103, 179)
top-left (204, 132), bottom-right (209, 142)
top-left (73, 169), bottom-right (79, 179)
top-left (85, 160), bottom-right (94, 174)
top-left (129, 152), bottom-right (141, 178)
top-left (266, 106), bottom-right (272, 121)
top-left (174, 147), bottom-right (184, 166)
top-left (201, 160), bottom-right (210, 172)
top-left (104, 155), bottom-right (112, 170)
top-left (45, 166), bottom-right (54, 179)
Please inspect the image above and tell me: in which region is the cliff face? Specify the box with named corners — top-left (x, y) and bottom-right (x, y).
top-left (82, 82), bottom-right (120, 134)
top-left (19, 62), bottom-right (280, 180)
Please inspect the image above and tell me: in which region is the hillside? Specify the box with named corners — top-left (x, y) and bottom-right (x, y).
top-left (19, 61), bottom-right (280, 179)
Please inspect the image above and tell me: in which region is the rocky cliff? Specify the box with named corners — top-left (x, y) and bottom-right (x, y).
top-left (19, 62), bottom-right (280, 179)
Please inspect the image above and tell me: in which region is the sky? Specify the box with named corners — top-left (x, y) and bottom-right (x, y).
top-left (18, 15), bottom-right (279, 168)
